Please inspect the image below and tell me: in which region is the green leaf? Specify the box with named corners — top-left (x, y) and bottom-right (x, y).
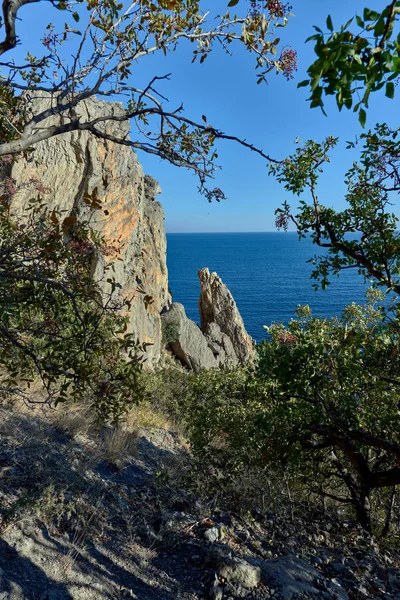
top-left (343, 18), bottom-right (353, 30)
top-left (358, 108), bottom-right (367, 127)
top-left (305, 34), bottom-right (322, 42)
top-left (374, 18), bottom-right (385, 36)
top-left (344, 96), bottom-right (353, 109)
top-left (72, 11), bottom-right (80, 22)
top-left (363, 8), bottom-right (380, 21)
top-left (356, 15), bottom-right (364, 28)
top-left (310, 97), bottom-right (322, 108)
top-left (227, 0), bottom-right (239, 6)
top-left (310, 75), bottom-right (321, 91)
top-left (297, 80), bottom-right (309, 88)
top-left (326, 15), bottom-right (333, 32)
top-left (385, 81), bottom-right (395, 98)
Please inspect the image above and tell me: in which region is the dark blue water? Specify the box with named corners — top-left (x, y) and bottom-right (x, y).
top-left (166, 232), bottom-right (371, 341)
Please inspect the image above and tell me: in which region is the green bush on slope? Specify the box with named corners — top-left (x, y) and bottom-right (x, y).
top-left (177, 296), bottom-right (400, 533)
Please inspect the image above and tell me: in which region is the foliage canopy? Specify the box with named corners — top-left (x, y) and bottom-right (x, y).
top-left (272, 124), bottom-right (400, 295)
top-left (300, 1), bottom-right (400, 126)
top-left (182, 296), bottom-right (400, 533)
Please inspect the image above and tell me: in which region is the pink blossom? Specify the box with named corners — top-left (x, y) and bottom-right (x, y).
top-left (279, 48), bottom-right (298, 80)
top-left (5, 177), bottom-right (17, 196)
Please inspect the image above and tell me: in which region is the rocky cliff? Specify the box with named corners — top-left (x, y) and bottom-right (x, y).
top-left (161, 269), bottom-right (255, 371)
top-left (8, 94), bottom-right (169, 364)
top-left (8, 94), bottom-right (253, 369)
top-left (198, 267), bottom-right (255, 364)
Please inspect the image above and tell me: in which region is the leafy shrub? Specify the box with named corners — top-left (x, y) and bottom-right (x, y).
top-left (162, 320), bottom-right (180, 345)
top-left (173, 296), bottom-right (400, 532)
top-left (256, 298), bottom-right (400, 532)
top-left (179, 368), bottom-right (269, 484)
top-left (0, 196), bottom-right (146, 423)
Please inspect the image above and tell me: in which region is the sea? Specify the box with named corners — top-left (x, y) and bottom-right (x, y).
top-left (166, 232), bottom-right (374, 342)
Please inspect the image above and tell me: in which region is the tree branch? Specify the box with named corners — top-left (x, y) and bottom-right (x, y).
top-left (0, 0), bottom-right (41, 56)
top-left (323, 222), bottom-right (400, 294)
top-left (0, 269), bottom-right (86, 326)
top-left (0, 103), bottom-right (281, 174)
top-left (0, 324), bottom-right (76, 379)
top-left (378, 1), bottom-right (397, 49)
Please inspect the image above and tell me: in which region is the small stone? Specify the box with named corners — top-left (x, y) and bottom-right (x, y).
top-left (210, 585), bottom-right (224, 600)
top-left (210, 574), bottom-right (224, 600)
top-left (205, 527), bottom-right (220, 543)
top-left (354, 584), bottom-right (370, 598)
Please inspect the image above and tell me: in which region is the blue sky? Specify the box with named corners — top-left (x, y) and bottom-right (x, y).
top-left (12, 0), bottom-right (400, 232)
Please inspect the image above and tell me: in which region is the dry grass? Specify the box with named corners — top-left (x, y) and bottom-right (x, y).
top-left (125, 401), bottom-right (172, 431)
top-left (53, 404), bottom-right (93, 438)
top-left (0, 377), bottom-right (185, 473)
top-left (98, 426), bottom-right (139, 468)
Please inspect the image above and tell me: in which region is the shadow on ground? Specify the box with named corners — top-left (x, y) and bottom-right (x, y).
top-left (0, 406), bottom-right (201, 599)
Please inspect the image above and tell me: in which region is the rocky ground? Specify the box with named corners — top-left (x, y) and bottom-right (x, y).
top-left (0, 402), bottom-right (399, 600)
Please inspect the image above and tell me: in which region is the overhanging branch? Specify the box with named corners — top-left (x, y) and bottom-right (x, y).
top-left (0, 0), bottom-right (41, 56)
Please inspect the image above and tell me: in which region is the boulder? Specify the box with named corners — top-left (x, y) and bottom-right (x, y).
top-left (161, 303), bottom-right (217, 371)
top-left (207, 546), bottom-right (349, 599)
top-left (207, 544), bottom-right (261, 589)
top-left (254, 554), bottom-right (349, 600)
top-left (198, 268), bottom-right (255, 364)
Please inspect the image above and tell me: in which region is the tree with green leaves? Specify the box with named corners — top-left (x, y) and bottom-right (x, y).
top-left (271, 124), bottom-right (400, 295)
top-left (263, 1), bottom-right (400, 532)
top-left (300, 2), bottom-right (400, 127)
top-left (180, 295), bottom-right (400, 532)
top-left (258, 299), bottom-right (400, 533)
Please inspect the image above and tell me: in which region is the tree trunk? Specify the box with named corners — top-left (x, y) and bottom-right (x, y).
top-left (355, 486), bottom-right (371, 532)
top-left (382, 487), bottom-right (396, 538)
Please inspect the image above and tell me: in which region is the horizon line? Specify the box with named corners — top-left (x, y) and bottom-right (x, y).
top-left (165, 230), bottom-right (297, 234)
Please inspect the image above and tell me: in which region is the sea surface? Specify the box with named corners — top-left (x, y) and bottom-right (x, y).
top-left (166, 232), bottom-right (373, 342)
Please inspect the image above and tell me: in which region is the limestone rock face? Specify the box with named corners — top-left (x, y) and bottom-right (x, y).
top-left (198, 268), bottom-right (255, 364)
top-left (8, 94), bottom-right (169, 364)
top-left (203, 322), bottom-right (239, 367)
top-left (162, 270), bottom-right (254, 371)
top-left (161, 303), bottom-right (217, 371)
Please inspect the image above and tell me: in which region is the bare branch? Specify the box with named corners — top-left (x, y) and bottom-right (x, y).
top-left (0, 0), bottom-right (41, 56)
top-left (0, 101), bottom-right (281, 174)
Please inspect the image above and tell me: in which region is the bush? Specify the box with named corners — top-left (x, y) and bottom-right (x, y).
top-left (162, 320), bottom-right (180, 345)
top-left (256, 298), bottom-right (400, 532)
top-left (176, 368), bottom-right (267, 489)
top-left (172, 296), bottom-right (400, 533)
top-left (0, 196), bottom-right (146, 423)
